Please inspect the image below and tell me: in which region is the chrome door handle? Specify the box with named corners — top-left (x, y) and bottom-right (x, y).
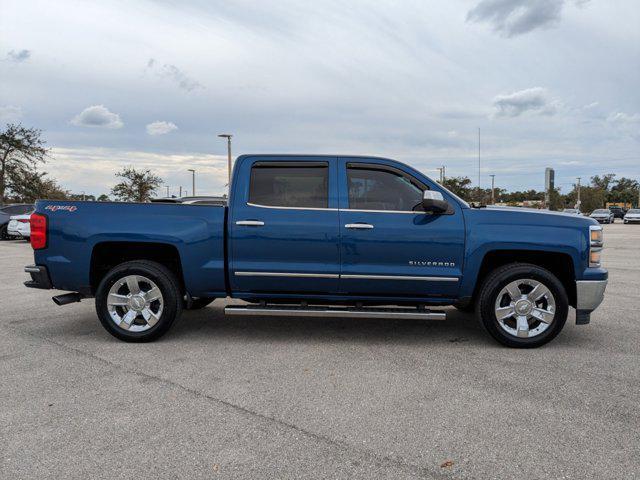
top-left (236, 220), bottom-right (265, 226)
top-left (345, 223), bottom-right (374, 229)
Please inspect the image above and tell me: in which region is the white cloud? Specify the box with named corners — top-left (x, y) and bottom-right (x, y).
top-left (607, 111), bottom-right (640, 140)
top-left (70, 105), bottom-right (123, 129)
top-left (0, 105), bottom-right (23, 122)
top-left (493, 87), bottom-right (558, 117)
top-left (467, 0), bottom-right (587, 37)
top-left (146, 58), bottom-right (203, 92)
top-left (146, 121), bottom-right (178, 136)
top-left (607, 112), bottom-right (640, 125)
top-left (7, 49), bottom-right (31, 62)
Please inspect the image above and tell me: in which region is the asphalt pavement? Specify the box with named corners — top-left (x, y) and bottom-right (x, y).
top-left (1, 223), bottom-right (638, 479)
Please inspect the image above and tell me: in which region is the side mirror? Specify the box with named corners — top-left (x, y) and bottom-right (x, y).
top-left (422, 190), bottom-right (449, 214)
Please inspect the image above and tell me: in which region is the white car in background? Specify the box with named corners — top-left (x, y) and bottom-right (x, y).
top-left (7, 213), bottom-right (32, 240)
top-left (623, 209), bottom-right (640, 224)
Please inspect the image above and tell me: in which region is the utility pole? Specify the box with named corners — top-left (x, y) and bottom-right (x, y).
top-left (179, 186), bottom-right (182, 197)
top-left (490, 174), bottom-right (495, 204)
top-left (165, 185), bottom-right (170, 197)
top-left (576, 177), bottom-right (581, 209)
top-left (436, 166), bottom-right (445, 183)
top-left (188, 169), bottom-right (196, 196)
top-left (218, 134), bottom-right (233, 188)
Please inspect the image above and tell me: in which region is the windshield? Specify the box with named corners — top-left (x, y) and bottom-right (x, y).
top-left (592, 210), bottom-right (608, 214)
top-left (563, 209), bottom-right (578, 213)
top-left (628, 209), bottom-right (640, 214)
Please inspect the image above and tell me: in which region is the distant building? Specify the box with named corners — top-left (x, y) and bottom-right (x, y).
top-left (544, 167), bottom-right (555, 207)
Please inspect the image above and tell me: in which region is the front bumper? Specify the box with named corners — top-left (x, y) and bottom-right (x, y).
top-left (575, 279), bottom-right (608, 324)
top-left (624, 218), bottom-right (640, 223)
top-left (24, 265), bottom-right (52, 290)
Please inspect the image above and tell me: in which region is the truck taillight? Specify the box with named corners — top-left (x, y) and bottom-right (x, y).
top-left (30, 213), bottom-right (48, 250)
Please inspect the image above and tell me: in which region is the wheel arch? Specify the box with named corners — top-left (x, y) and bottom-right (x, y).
top-left (90, 241), bottom-right (185, 295)
top-left (472, 250), bottom-right (576, 307)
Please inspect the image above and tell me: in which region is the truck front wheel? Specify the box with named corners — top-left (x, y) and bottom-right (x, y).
top-left (95, 260), bottom-right (183, 342)
top-left (477, 263), bottom-right (568, 348)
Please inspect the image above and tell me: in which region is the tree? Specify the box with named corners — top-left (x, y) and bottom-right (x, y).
top-left (566, 186), bottom-right (606, 213)
top-left (590, 174), bottom-right (616, 193)
top-left (547, 187), bottom-right (564, 211)
top-left (442, 176), bottom-right (472, 199)
top-left (0, 124), bottom-right (48, 202)
top-left (97, 194), bottom-right (110, 202)
top-left (111, 166), bottom-right (162, 202)
top-left (8, 169), bottom-right (69, 202)
top-left (610, 177), bottom-right (639, 205)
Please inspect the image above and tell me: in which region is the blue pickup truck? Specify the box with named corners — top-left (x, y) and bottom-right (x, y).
top-left (24, 155), bottom-right (608, 347)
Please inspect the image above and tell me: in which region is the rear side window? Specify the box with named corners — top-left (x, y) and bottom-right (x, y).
top-left (347, 166), bottom-right (424, 211)
top-left (249, 163), bottom-right (329, 208)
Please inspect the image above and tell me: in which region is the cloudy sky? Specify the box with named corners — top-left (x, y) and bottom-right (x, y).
top-left (1, 0), bottom-right (639, 196)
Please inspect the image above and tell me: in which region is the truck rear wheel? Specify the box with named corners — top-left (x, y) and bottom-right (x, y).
top-left (95, 260), bottom-right (182, 342)
top-left (477, 263), bottom-right (568, 348)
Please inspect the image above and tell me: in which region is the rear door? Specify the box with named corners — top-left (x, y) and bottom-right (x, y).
top-left (338, 158), bottom-right (465, 299)
top-left (229, 156), bottom-right (340, 294)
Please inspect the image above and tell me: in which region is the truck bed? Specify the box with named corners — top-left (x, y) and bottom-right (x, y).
top-left (34, 200), bottom-right (228, 298)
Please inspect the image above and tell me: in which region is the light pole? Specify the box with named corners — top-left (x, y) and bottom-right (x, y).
top-left (188, 169), bottom-right (196, 196)
top-left (489, 174), bottom-right (495, 204)
top-left (218, 134), bottom-right (233, 188)
top-left (165, 185), bottom-right (170, 197)
top-left (179, 186), bottom-right (182, 197)
top-left (576, 177), bottom-right (581, 209)
top-left (436, 166), bottom-right (444, 183)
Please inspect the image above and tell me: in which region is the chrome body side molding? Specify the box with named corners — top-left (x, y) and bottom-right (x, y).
top-left (234, 271), bottom-right (340, 279)
top-left (234, 272), bottom-right (458, 282)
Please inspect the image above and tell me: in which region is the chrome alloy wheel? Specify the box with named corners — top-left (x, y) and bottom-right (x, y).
top-left (494, 279), bottom-right (556, 339)
top-left (107, 275), bottom-right (164, 332)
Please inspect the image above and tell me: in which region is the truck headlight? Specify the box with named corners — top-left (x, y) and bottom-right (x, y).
top-left (590, 227), bottom-right (603, 246)
top-left (589, 225), bottom-right (603, 267)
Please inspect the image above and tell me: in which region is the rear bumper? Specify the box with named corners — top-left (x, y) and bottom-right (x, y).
top-left (24, 265), bottom-right (52, 290)
top-left (575, 279), bottom-right (608, 325)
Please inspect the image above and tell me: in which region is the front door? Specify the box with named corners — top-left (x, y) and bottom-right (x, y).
top-left (338, 158), bottom-right (465, 299)
top-left (230, 156), bottom-right (340, 294)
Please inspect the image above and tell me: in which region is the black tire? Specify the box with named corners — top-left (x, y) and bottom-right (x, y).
top-left (185, 297), bottom-right (215, 310)
top-left (0, 224), bottom-right (9, 240)
top-left (477, 263), bottom-right (568, 348)
top-left (95, 260), bottom-right (182, 342)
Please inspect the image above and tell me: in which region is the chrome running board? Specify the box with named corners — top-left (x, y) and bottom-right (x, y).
top-left (224, 305), bottom-right (446, 320)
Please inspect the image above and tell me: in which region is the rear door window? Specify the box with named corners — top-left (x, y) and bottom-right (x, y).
top-left (249, 163), bottom-right (329, 208)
